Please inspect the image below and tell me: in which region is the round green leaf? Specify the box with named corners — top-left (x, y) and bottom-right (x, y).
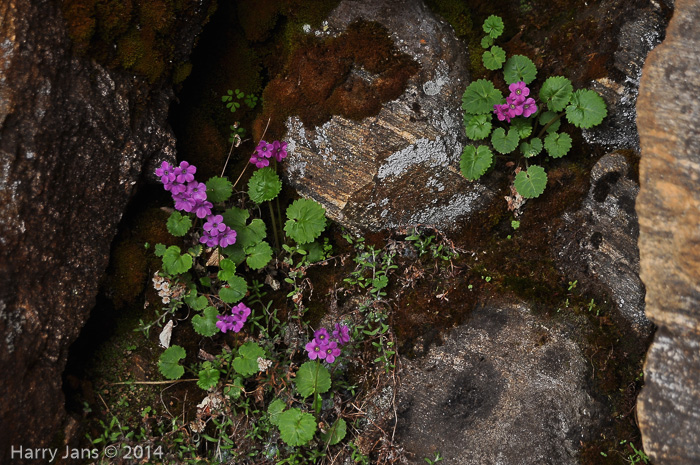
top-left (222, 206), bottom-right (249, 229)
top-left (197, 362), bottom-right (220, 390)
top-left (247, 167), bottom-right (282, 204)
top-left (503, 55), bottom-right (537, 85)
top-left (217, 258), bottom-right (237, 283)
top-left (565, 89), bottom-right (607, 128)
top-left (245, 240), bottom-right (273, 270)
top-left (219, 275), bottom-right (248, 303)
top-left (295, 361), bottom-right (331, 398)
top-left (510, 117), bottom-right (533, 139)
top-left (539, 111), bottom-right (561, 133)
top-left (460, 145), bottom-right (493, 181)
top-left (321, 418), bottom-right (347, 446)
top-left (539, 76), bottom-right (573, 112)
top-left (223, 207), bottom-right (267, 249)
top-left (519, 137), bottom-right (543, 158)
top-left (268, 399), bottom-right (287, 426)
top-left (481, 35), bottom-right (494, 49)
top-left (544, 132), bottom-right (573, 158)
top-left (192, 306), bottom-right (220, 337)
top-left (464, 114), bottom-right (493, 140)
top-left (514, 165), bottom-right (548, 199)
top-left (205, 176), bottom-right (233, 203)
top-left (284, 198), bottom-right (327, 245)
top-left (462, 79), bottom-right (504, 114)
top-left (222, 243), bottom-right (246, 265)
top-left (482, 15), bottom-right (504, 39)
top-left (482, 46), bottom-right (506, 70)
top-left (278, 408), bottom-right (317, 447)
top-left (224, 377), bottom-right (244, 399)
top-left (491, 127), bottom-right (519, 154)
top-left (162, 245), bottom-right (193, 275)
top-left (154, 243), bottom-right (166, 257)
top-left (158, 345), bottom-right (186, 380)
top-left (233, 342), bottom-right (265, 377)
top-left (166, 211), bottom-right (192, 237)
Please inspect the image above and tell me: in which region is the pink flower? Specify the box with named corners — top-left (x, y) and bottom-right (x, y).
top-left (249, 153), bottom-right (270, 168)
top-left (322, 341), bottom-right (341, 363)
top-left (508, 81), bottom-right (530, 98)
top-left (314, 328), bottom-right (331, 344)
top-left (522, 97), bottom-right (537, 117)
top-left (494, 104), bottom-right (511, 123)
top-left (305, 340), bottom-right (325, 360)
top-left (332, 323), bottom-right (351, 345)
top-left (271, 141), bottom-right (288, 162)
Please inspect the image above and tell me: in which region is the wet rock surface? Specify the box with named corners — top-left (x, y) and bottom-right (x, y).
top-left (283, 0), bottom-right (497, 232)
top-left (396, 302), bottom-right (599, 465)
top-left (555, 152), bottom-right (650, 335)
top-left (0, 0), bottom-right (212, 460)
top-left (585, 0), bottom-right (670, 151)
top-left (636, 0), bottom-right (700, 462)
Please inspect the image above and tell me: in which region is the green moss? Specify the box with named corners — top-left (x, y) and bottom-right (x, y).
top-left (62, 0), bottom-right (98, 49)
top-left (424, 0), bottom-right (474, 37)
top-left (106, 207), bottom-right (174, 309)
top-left (116, 30), bottom-right (144, 69)
top-left (62, 0), bottom-right (217, 84)
top-left (138, 0), bottom-right (175, 33)
top-left (172, 61), bottom-right (193, 85)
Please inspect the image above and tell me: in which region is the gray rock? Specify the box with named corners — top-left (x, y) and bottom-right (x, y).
top-left (554, 152), bottom-right (650, 336)
top-left (396, 303), bottom-right (599, 465)
top-left (636, 0), bottom-right (700, 462)
top-left (284, 0), bottom-right (496, 233)
top-left (584, 1), bottom-right (669, 152)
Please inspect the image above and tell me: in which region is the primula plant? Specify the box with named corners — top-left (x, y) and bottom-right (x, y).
top-left (460, 15), bottom-right (608, 199)
top-left (138, 125), bottom-right (371, 461)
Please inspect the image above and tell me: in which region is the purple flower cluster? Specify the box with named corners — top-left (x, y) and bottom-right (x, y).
top-left (216, 302), bottom-right (251, 333)
top-left (156, 161), bottom-right (213, 219)
top-left (305, 324), bottom-right (351, 364)
top-left (200, 214), bottom-right (237, 248)
top-left (494, 81), bottom-right (537, 123)
top-left (249, 140), bottom-right (288, 168)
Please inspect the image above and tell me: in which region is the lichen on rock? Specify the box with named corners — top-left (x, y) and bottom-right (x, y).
top-left (279, 0), bottom-right (496, 233)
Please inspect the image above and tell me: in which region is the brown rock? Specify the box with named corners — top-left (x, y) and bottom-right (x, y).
top-left (0, 0), bottom-right (212, 461)
top-left (283, 0), bottom-right (496, 232)
top-left (636, 0), bottom-right (700, 462)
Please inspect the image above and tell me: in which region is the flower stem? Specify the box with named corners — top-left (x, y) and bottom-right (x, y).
top-left (268, 201), bottom-right (280, 250)
top-left (536, 111), bottom-right (565, 139)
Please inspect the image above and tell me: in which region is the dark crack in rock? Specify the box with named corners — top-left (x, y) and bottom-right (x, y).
top-left (396, 303), bottom-right (599, 465)
top-left (554, 152), bottom-right (650, 336)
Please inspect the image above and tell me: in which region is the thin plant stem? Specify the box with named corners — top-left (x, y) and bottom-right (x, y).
top-left (536, 111), bottom-right (565, 139)
top-left (231, 117), bottom-right (272, 190)
top-left (268, 201), bottom-right (280, 250)
top-left (273, 159), bottom-right (285, 244)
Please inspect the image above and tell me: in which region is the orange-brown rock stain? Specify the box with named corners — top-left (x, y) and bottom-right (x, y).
top-left (257, 21), bottom-right (420, 139)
